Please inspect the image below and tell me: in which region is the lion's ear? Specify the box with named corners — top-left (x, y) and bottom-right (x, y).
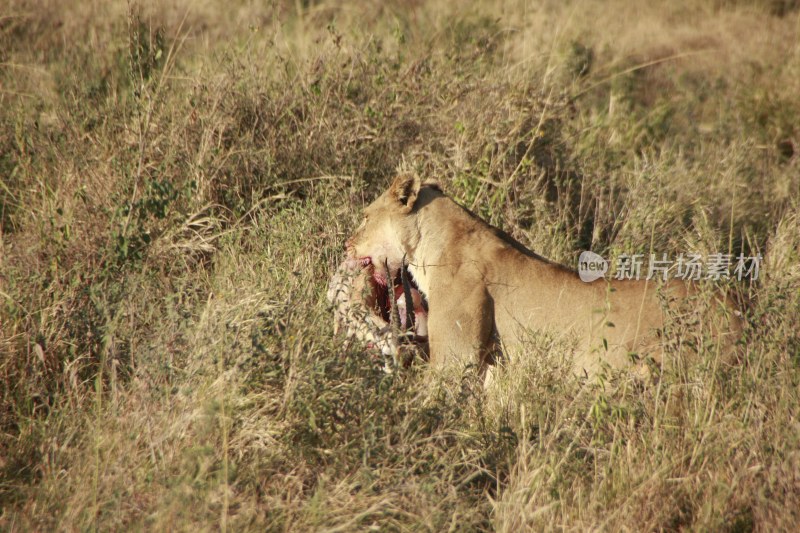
top-left (389, 173), bottom-right (421, 212)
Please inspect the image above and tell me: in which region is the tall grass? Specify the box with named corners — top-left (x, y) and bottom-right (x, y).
top-left (1, 0), bottom-right (799, 530)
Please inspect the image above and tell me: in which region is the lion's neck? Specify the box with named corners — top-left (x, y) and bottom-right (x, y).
top-left (405, 195), bottom-right (488, 297)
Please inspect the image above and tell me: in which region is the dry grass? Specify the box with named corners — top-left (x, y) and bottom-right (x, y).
top-left (1, 0), bottom-right (799, 530)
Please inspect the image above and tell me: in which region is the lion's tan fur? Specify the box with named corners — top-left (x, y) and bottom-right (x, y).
top-left (346, 174), bottom-right (740, 376)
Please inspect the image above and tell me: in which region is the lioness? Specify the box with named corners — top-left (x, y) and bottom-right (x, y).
top-left (345, 173), bottom-right (741, 377)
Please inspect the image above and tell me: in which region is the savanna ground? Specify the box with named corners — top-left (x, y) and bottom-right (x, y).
top-left (1, 0), bottom-right (799, 530)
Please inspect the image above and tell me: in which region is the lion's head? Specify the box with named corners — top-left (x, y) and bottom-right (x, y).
top-left (345, 173), bottom-right (425, 285)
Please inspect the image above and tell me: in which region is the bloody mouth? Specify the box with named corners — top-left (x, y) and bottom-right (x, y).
top-left (359, 259), bottom-right (428, 333)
